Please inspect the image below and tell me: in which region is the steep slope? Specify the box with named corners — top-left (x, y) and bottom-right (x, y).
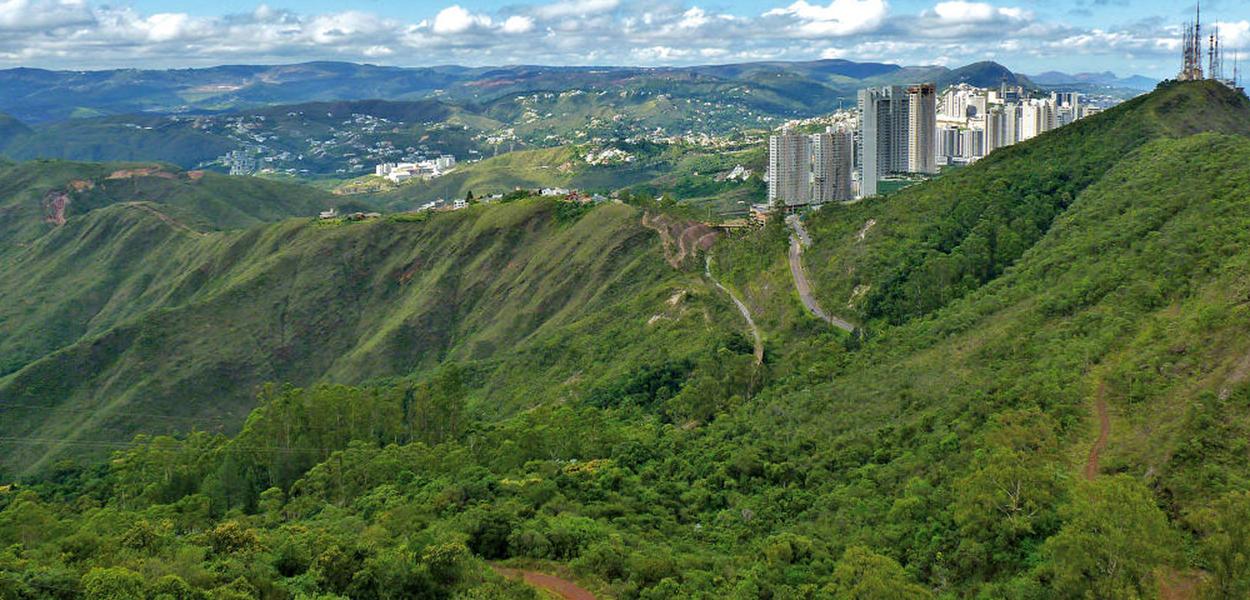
top-left (699, 81), bottom-right (1250, 595)
top-left (798, 80), bottom-right (1250, 327)
top-left (701, 130), bottom-right (1250, 596)
top-left (0, 197), bottom-right (741, 474)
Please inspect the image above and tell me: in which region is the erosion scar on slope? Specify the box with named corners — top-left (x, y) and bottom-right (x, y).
top-left (492, 567), bottom-right (597, 600)
top-left (1084, 381), bottom-right (1110, 480)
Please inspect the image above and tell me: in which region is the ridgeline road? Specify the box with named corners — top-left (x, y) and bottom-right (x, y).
top-left (706, 255), bottom-right (765, 364)
top-left (786, 216), bottom-right (855, 333)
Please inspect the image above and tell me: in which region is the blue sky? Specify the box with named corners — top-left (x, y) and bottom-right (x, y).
top-left (1, 1), bottom-right (1246, 77)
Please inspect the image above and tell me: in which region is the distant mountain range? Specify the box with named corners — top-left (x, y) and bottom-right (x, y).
top-left (1028, 70), bottom-right (1159, 92)
top-left (0, 59), bottom-right (1119, 125)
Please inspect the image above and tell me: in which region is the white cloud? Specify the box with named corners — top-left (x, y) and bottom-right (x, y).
top-left (0, 0), bottom-right (1198, 79)
top-left (432, 5), bottom-right (490, 35)
top-left (679, 7), bottom-right (709, 29)
top-left (532, 0), bottom-right (620, 20)
top-left (1214, 20), bottom-right (1250, 51)
top-left (502, 15), bottom-right (534, 34)
top-left (0, 0), bottom-right (92, 31)
top-left (764, 0), bottom-right (888, 37)
top-left (141, 13), bottom-right (195, 42)
top-left (931, 2), bottom-right (1029, 25)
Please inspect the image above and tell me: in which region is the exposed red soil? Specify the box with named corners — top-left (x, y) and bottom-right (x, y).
top-left (1158, 567), bottom-right (1203, 600)
top-left (68, 179), bottom-right (95, 191)
top-left (42, 190), bottom-right (70, 226)
top-left (641, 212), bottom-right (719, 268)
top-left (106, 167), bottom-right (177, 180)
top-left (186, 170), bottom-right (207, 181)
top-left (1084, 381), bottom-right (1109, 480)
top-left (492, 567), bottom-right (597, 600)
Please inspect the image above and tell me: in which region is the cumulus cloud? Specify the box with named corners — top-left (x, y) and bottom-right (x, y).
top-left (764, 0), bottom-right (888, 37)
top-left (432, 5), bottom-right (491, 34)
top-left (931, 2), bottom-right (1028, 25)
top-left (0, 0), bottom-right (93, 31)
top-left (502, 15), bottom-right (535, 34)
top-left (1214, 20), bottom-right (1250, 51)
top-left (532, 0), bottom-right (620, 20)
top-left (0, 0), bottom-right (1205, 78)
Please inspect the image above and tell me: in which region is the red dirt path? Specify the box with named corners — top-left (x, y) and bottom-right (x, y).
top-left (492, 567), bottom-right (597, 600)
top-left (1084, 382), bottom-right (1109, 480)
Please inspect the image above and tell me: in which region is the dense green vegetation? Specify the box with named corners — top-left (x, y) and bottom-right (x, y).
top-left (2, 81), bottom-right (1250, 599)
top-left (0, 183), bottom-right (745, 476)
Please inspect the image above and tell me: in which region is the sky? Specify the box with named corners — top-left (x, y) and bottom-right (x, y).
top-left (0, 0), bottom-right (1246, 78)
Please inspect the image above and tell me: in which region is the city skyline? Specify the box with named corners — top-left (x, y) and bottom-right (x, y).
top-left (0, 1), bottom-right (1245, 78)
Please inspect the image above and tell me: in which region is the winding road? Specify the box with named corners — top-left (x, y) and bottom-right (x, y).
top-left (785, 216), bottom-right (855, 333)
top-left (705, 256), bottom-right (764, 365)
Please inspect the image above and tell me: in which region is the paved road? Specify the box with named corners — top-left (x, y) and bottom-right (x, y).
top-left (706, 256), bottom-right (764, 364)
top-left (786, 216), bottom-right (855, 333)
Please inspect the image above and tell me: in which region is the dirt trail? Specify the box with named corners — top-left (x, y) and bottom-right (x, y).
top-left (122, 202), bottom-right (206, 237)
top-left (785, 216), bottom-right (855, 333)
top-left (705, 256), bottom-right (764, 365)
top-left (1084, 381), bottom-right (1109, 480)
top-left (492, 567), bottom-right (597, 600)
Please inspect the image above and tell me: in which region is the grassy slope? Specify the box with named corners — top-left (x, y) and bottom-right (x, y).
top-left (798, 81), bottom-right (1250, 327)
top-left (0, 197), bottom-right (738, 474)
top-left (699, 82), bottom-right (1250, 590)
top-left (716, 132), bottom-right (1250, 577)
top-left (0, 161), bottom-right (339, 374)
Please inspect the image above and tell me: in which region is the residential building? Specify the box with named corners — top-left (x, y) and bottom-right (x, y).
top-left (811, 128), bottom-right (855, 203)
top-left (907, 84), bottom-right (937, 174)
top-left (768, 130), bottom-right (811, 208)
top-left (857, 87), bottom-right (894, 198)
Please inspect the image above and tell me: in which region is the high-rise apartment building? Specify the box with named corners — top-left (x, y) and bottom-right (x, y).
top-left (887, 86), bottom-right (910, 174)
top-left (812, 129), bottom-right (855, 204)
top-left (907, 84), bottom-right (937, 174)
top-left (857, 87), bottom-right (893, 198)
top-left (768, 130), bottom-right (810, 208)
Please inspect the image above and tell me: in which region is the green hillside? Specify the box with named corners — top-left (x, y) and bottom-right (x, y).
top-left (2, 81), bottom-right (1250, 599)
top-left (0, 195), bottom-right (743, 474)
top-left (798, 80), bottom-right (1250, 327)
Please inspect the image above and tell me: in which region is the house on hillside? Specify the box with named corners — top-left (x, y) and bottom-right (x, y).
top-left (319, 208), bottom-right (339, 220)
